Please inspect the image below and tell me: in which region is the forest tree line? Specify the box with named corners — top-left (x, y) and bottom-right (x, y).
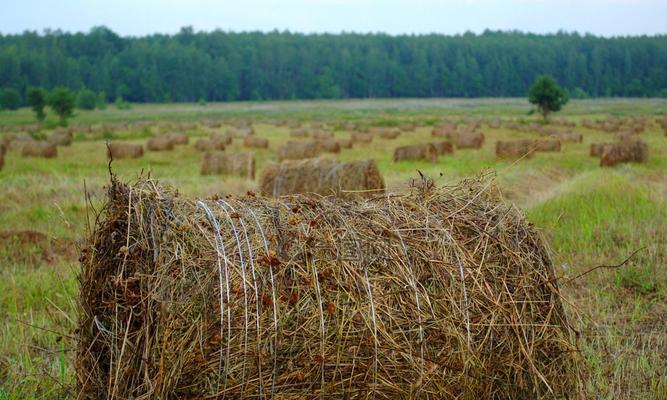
top-left (1, 27), bottom-right (666, 104)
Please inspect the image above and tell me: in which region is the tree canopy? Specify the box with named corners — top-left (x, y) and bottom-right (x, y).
top-left (48, 87), bottom-right (76, 125)
top-left (0, 27), bottom-right (666, 103)
top-left (528, 75), bottom-right (569, 119)
top-left (27, 87), bottom-right (47, 120)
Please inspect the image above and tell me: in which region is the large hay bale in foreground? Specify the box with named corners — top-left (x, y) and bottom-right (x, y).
top-left (259, 158), bottom-right (385, 197)
top-left (277, 140), bottom-right (321, 161)
top-left (200, 151), bottom-right (255, 179)
top-left (243, 136), bottom-right (269, 149)
top-left (107, 143), bottom-right (144, 159)
top-left (495, 139), bottom-right (535, 159)
top-left (394, 143), bottom-right (438, 163)
top-left (21, 142), bottom-right (57, 158)
top-left (600, 140), bottom-right (648, 167)
top-left (455, 132), bottom-right (485, 149)
top-left (147, 136), bottom-right (175, 151)
top-left (77, 176), bottom-right (583, 399)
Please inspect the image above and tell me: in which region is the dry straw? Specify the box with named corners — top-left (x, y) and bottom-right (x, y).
top-left (77, 173), bottom-right (583, 399)
top-left (259, 158), bottom-right (385, 198)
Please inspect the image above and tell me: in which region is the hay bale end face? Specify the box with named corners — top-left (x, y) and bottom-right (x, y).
top-left (200, 151), bottom-right (255, 179)
top-left (394, 143), bottom-right (438, 163)
top-left (77, 176), bottom-right (583, 399)
top-left (21, 142), bottom-right (57, 158)
top-left (107, 143), bottom-right (144, 159)
top-left (259, 158), bottom-right (385, 197)
top-left (277, 140), bottom-right (321, 161)
top-left (600, 140), bottom-right (648, 167)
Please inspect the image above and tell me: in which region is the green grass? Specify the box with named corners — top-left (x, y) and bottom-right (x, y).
top-left (0, 98), bottom-right (665, 398)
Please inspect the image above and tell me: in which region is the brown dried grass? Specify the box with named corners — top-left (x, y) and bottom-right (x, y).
top-left (77, 174), bottom-right (584, 399)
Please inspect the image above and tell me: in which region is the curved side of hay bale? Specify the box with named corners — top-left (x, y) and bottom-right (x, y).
top-left (147, 136), bottom-right (175, 151)
top-left (350, 132), bottom-right (373, 144)
top-left (393, 143), bottom-right (438, 163)
top-left (48, 132), bottom-right (73, 146)
top-left (455, 132), bottom-right (484, 149)
top-left (21, 142), bottom-right (57, 158)
top-left (534, 139), bottom-right (561, 152)
top-left (259, 158), bottom-right (385, 197)
top-left (243, 136), bottom-right (269, 149)
top-left (316, 138), bottom-right (341, 153)
top-left (194, 138), bottom-right (226, 152)
top-left (277, 141), bottom-right (321, 161)
top-left (201, 151), bottom-right (255, 179)
top-left (590, 143), bottom-right (613, 157)
top-left (600, 140), bottom-right (648, 167)
top-left (167, 132), bottom-right (189, 145)
top-left (431, 141), bottom-right (454, 155)
top-left (77, 176), bottom-right (583, 399)
top-left (495, 139), bottom-right (535, 159)
top-left (107, 143), bottom-right (144, 159)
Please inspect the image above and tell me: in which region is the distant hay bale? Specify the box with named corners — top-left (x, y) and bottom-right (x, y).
top-left (431, 141), bottom-right (454, 155)
top-left (399, 123), bottom-right (416, 132)
top-left (310, 129), bottom-right (333, 140)
top-left (455, 132), bottom-right (485, 149)
top-left (200, 151), bottom-right (255, 179)
top-left (316, 138), bottom-right (341, 153)
top-left (496, 139), bottom-right (535, 159)
top-left (393, 143), bottom-right (438, 163)
top-left (551, 132), bottom-right (583, 143)
top-left (77, 175), bottom-right (583, 399)
top-left (277, 140), bottom-right (321, 161)
top-left (600, 140), bottom-right (648, 167)
top-left (590, 143), bottom-right (614, 157)
top-left (337, 138), bottom-right (353, 149)
top-left (48, 131), bottom-right (73, 146)
top-left (107, 143), bottom-right (144, 159)
top-left (290, 128), bottom-right (310, 138)
top-left (9, 134), bottom-right (35, 151)
top-left (259, 158), bottom-right (385, 197)
top-left (210, 133), bottom-right (233, 146)
top-left (167, 132), bottom-right (189, 145)
top-left (615, 131), bottom-right (639, 142)
top-left (350, 132), bottom-right (373, 144)
top-left (194, 138), bottom-right (226, 152)
top-left (377, 127), bottom-right (401, 139)
top-left (243, 136), bottom-right (269, 149)
top-left (534, 139), bottom-right (561, 152)
top-left (21, 142), bottom-right (57, 158)
top-left (431, 126), bottom-right (456, 138)
top-left (227, 127), bottom-right (255, 138)
top-left (147, 136), bottom-right (175, 151)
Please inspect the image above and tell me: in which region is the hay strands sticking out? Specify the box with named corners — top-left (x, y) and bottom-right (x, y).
top-left (77, 173), bottom-right (584, 399)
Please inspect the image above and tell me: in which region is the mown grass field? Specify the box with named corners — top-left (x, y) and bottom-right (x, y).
top-left (0, 98), bottom-right (665, 399)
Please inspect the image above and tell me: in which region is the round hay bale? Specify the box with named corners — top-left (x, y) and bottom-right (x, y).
top-left (277, 140), bottom-right (321, 161)
top-left (147, 136), bottom-right (175, 151)
top-left (259, 158), bottom-right (385, 197)
top-left (399, 123), bottom-right (416, 132)
top-left (590, 143), bottom-right (613, 157)
top-left (48, 131), bottom-right (73, 146)
top-left (77, 176), bottom-right (583, 399)
top-left (534, 139), bottom-right (561, 152)
top-left (107, 143), bottom-right (144, 159)
top-left (290, 128), bottom-right (310, 138)
top-left (337, 138), bottom-right (353, 149)
top-left (227, 127), bottom-right (255, 138)
top-left (316, 138), bottom-right (341, 153)
top-left (350, 132), bottom-right (373, 144)
top-left (376, 127), bottom-right (401, 139)
top-left (195, 138), bottom-right (226, 152)
top-left (393, 143), bottom-right (438, 163)
top-left (431, 141), bottom-right (454, 155)
top-left (495, 139), bottom-right (535, 160)
top-left (552, 132), bottom-right (582, 143)
top-left (21, 142), bottom-right (57, 158)
top-left (201, 151), bottom-right (255, 179)
top-left (600, 140), bottom-right (648, 167)
top-left (431, 126), bottom-right (456, 138)
top-left (210, 133), bottom-right (233, 146)
top-left (310, 129), bottom-right (333, 140)
top-left (455, 132), bottom-right (485, 149)
top-left (167, 132), bottom-right (189, 146)
top-left (243, 136), bottom-right (269, 149)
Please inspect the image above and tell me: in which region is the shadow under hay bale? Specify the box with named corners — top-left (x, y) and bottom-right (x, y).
top-left (495, 139), bottom-right (535, 159)
top-left (195, 138), bottom-right (226, 152)
top-left (277, 140), bottom-right (321, 161)
top-left (600, 140), bottom-right (648, 167)
top-left (455, 131), bottom-right (485, 149)
top-left (243, 136), bottom-right (269, 149)
top-left (431, 141), bottom-right (454, 155)
top-left (394, 143), bottom-right (438, 163)
top-left (147, 136), bottom-right (175, 151)
top-left (201, 151), bottom-right (255, 179)
top-left (77, 175), bottom-right (583, 399)
top-left (21, 142), bottom-right (57, 158)
top-left (259, 158), bottom-right (385, 197)
top-left (107, 142), bottom-right (144, 159)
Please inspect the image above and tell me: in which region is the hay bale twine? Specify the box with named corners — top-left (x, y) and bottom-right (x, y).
top-left (48, 131), bottom-right (73, 146)
top-left (243, 136), bottom-right (269, 149)
top-left (21, 142), bottom-right (57, 158)
top-left (600, 140), bottom-right (648, 167)
top-left (316, 138), bottom-right (341, 153)
top-left (431, 141), bottom-right (454, 155)
top-left (534, 139), bottom-right (561, 152)
top-left (259, 158), bottom-right (385, 197)
top-left (200, 151), bottom-right (255, 179)
top-left (495, 139), bottom-right (535, 159)
top-left (455, 132), bottom-right (485, 149)
top-left (147, 136), bottom-right (175, 151)
top-left (77, 175), bottom-right (583, 399)
top-left (195, 138), bottom-right (226, 152)
top-left (107, 143), bottom-right (144, 159)
top-left (590, 143), bottom-right (613, 157)
top-left (277, 140), bottom-right (321, 161)
top-left (393, 143), bottom-right (438, 163)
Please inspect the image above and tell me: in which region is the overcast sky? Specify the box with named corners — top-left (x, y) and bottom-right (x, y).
top-left (1, 0), bottom-right (665, 37)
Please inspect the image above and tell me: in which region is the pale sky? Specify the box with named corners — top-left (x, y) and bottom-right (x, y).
top-left (0, 0), bottom-right (665, 37)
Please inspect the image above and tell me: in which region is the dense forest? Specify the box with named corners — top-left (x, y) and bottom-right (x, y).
top-left (1, 27), bottom-right (666, 103)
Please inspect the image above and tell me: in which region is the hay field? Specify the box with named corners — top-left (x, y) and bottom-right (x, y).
top-left (0, 98), bottom-right (665, 398)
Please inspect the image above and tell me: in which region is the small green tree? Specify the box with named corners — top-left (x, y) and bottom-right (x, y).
top-left (27, 87), bottom-right (48, 121)
top-left (0, 87), bottom-right (21, 110)
top-left (49, 87), bottom-right (76, 126)
top-left (114, 96), bottom-right (131, 110)
top-left (96, 91), bottom-right (107, 110)
top-left (528, 75), bottom-right (569, 120)
top-left (76, 88), bottom-right (97, 110)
